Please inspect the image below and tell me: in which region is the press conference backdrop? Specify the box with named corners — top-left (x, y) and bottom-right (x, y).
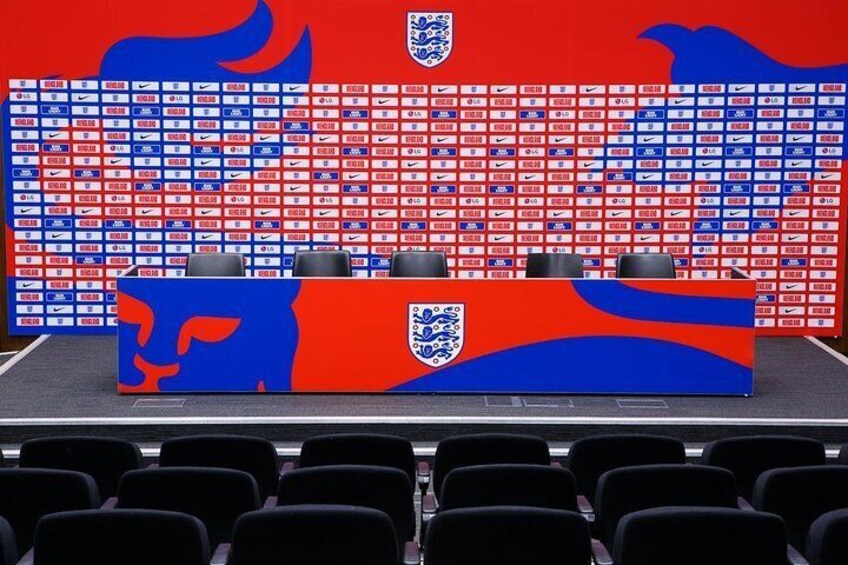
top-left (2, 0), bottom-right (846, 336)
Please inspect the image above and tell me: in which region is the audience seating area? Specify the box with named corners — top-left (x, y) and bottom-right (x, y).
top-left (0, 432), bottom-right (846, 563)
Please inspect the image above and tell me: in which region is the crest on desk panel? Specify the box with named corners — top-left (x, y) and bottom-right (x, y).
top-left (407, 12), bottom-right (453, 68)
top-left (408, 303), bottom-right (464, 367)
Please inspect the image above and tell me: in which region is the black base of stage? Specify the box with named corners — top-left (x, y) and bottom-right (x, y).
top-left (0, 335), bottom-right (847, 457)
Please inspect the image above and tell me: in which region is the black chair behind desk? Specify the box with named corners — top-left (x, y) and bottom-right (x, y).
top-left (615, 253), bottom-right (676, 279)
top-left (292, 250), bottom-right (352, 277)
top-left (525, 253), bottom-right (584, 278)
top-left (389, 251), bottom-right (448, 278)
top-left (185, 253), bottom-right (246, 277)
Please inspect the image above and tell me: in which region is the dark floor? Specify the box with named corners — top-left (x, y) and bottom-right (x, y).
top-left (0, 336), bottom-right (846, 444)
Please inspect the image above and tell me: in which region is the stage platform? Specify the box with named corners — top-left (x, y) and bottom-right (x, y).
top-left (0, 335), bottom-right (847, 459)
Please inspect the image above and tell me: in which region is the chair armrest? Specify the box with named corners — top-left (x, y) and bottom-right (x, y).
top-left (15, 549), bottom-right (34, 565)
top-left (403, 541), bottom-right (420, 565)
top-left (737, 496), bottom-right (754, 511)
top-left (210, 543), bottom-right (231, 565)
top-left (101, 497), bottom-right (118, 509)
top-left (417, 461), bottom-right (431, 494)
top-left (280, 461), bottom-right (297, 477)
top-left (786, 545), bottom-right (809, 565)
top-left (591, 539), bottom-right (614, 565)
top-left (263, 496), bottom-right (278, 509)
top-left (577, 495), bottom-right (595, 522)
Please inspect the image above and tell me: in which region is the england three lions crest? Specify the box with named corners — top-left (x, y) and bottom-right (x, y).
top-left (408, 303), bottom-right (464, 367)
top-left (407, 12), bottom-right (453, 68)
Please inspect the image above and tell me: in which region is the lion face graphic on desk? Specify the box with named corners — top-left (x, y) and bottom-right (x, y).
top-left (117, 280), bottom-right (299, 392)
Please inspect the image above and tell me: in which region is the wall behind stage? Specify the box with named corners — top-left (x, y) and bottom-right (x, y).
top-left (1, 0), bottom-right (847, 337)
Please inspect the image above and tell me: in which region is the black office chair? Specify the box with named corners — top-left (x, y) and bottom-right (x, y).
top-left (0, 518), bottom-right (15, 565)
top-left (806, 509), bottom-right (848, 565)
top-left (525, 252), bottom-right (584, 278)
top-left (438, 464), bottom-right (579, 512)
top-left (159, 435), bottom-right (279, 499)
top-left (231, 505), bottom-right (403, 565)
top-left (19, 436), bottom-right (143, 501)
top-left (33, 509), bottom-right (211, 565)
top-left (594, 464), bottom-right (738, 544)
top-left (185, 253), bottom-right (245, 277)
top-left (753, 466), bottom-right (848, 551)
top-left (424, 506), bottom-right (592, 565)
top-left (389, 251), bottom-right (448, 277)
top-left (297, 434), bottom-right (416, 487)
top-left (567, 434), bottom-right (686, 504)
top-left (0, 469), bottom-right (100, 555)
top-left (612, 507), bottom-right (791, 565)
top-left (275, 464), bottom-right (416, 558)
top-left (702, 435), bottom-right (826, 502)
top-left (615, 252), bottom-right (676, 278)
top-left (116, 467), bottom-right (260, 549)
top-left (292, 250), bottom-right (352, 277)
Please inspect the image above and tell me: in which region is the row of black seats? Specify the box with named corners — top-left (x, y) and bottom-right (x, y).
top-left (2, 433), bottom-right (848, 564)
top-left (186, 250), bottom-right (678, 279)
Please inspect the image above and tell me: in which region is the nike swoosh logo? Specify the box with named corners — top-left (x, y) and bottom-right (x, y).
top-left (496, 87), bottom-right (508, 93)
top-left (288, 161), bottom-right (301, 167)
top-left (350, 174), bottom-right (361, 179)
top-left (437, 137), bottom-right (448, 142)
top-left (319, 136), bottom-right (331, 142)
top-left (200, 160), bottom-right (212, 166)
top-left (81, 209), bottom-right (94, 214)
top-left (110, 159), bottom-right (122, 165)
top-left (200, 210), bottom-right (213, 215)
top-left (377, 211), bottom-right (390, 216)
top-left (48, 133), bottom-right (61, 138)
top-left (49, 171), bottom-right (61, 176)
top-left (494, 212), bottom-right (507, 217)
top-left (791, 161), bottom-right (802, 166)
top-left (202, 234), bottom-right (213, 239)
top-left (260, 136), bottom-right (272, 141)
top-left (20, 208), bottom-right (33, 213)
top-left (407, 162), bottom-right (419, 167)
top-left (436, 175), bottom-right (449, 180)
top-left (494, 236), bottom-right (507, 241)
top-left (289, 186), bottom-right (303, 191)
top-left (199, 135), bottom-right (212, 140)
top-left (495, 137), bottom-right (507, 143)
top-left (586, 87), bottom-right (597, 92)
top-left (259, 211), bottom-right (272, 216)
top-left (199, 85), bottom-right (210, 90)
top-left (732, 137), bottom-right (744, 142)
top-left (377, 99), bottom-right (390, 104)
top-left (733, 86), bottom-right (745, 92)
top-left (554, 137), bottom-right (566, 143)
top-left (21, 283), bottom-right (35, 288)
top-left (792, 136), bottom-right (805, 141)
top-left (140, 134), bottom-right (152, 140)
top-left (673, 99), bottom-right (686, 105)
top-left (495, 163), bottom-right (507, 168)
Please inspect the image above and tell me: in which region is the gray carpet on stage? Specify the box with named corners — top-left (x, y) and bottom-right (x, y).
top-left (0, 335), bottom-right (845, 421)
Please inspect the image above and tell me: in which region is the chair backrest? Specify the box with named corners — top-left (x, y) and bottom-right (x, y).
top-left (19, 436), bottom-right (143, 501)
top-left (525, 253), bottom-right (584, 278)
top-left (117, 467), bottom-right (260, 547)
top-left (159, 434), bottom-right (279, 499)
top-left (389, 251), bottom-right (448, 277)
top-left (567, 433), bottom-right (686, 502)
top-left (837, 444), bottom-right (848, 465)
top-left (432, 433), bottom-right (550, 497)
top-left (702, 435), bottom-right (826, 501)
top-left (185, 253), bottom-right (245, 277)
top-left (34, 509), bottom-right (210, 565)
top-left (612, 507), bottom-right (787, 565)
top-left (615, 253), bottom-right (676, 278)
top-left (277, 465), bottom-right (415, 552)
top-left (0, 517), bottom-right (16, 565)
top-left (439, 464), bottom-right (578, 512)
top-left (0, 468), bottom-right (99, 554)
top-left (0, 449), bottom-right (4, 468)
top-left (231, 505), bottom-right (398, 565)
top-left (424, 506), bottom-right (592, 565)
top-left (292, 250), bottom-right (352, 277)
top-left (806, 509), bottom-right (848, 565)
top-left (298, 433), bottom-right (416, 486)
top-left (753, 466), bottom-right (848, 550)
top-left (594, 464), bottom-right (738, 543)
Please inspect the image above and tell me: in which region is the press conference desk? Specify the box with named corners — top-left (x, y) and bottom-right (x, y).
top-left (116, 269), bottom-right (756, 395)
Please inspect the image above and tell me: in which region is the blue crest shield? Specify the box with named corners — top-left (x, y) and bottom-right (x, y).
top-left (408, 303), bottom-right (465, 367)
top-left (407, 12), bottom-right (453, 68)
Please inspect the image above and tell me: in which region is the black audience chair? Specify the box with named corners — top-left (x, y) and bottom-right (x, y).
top-left (702, 435), bottom-right (826, 502)
top-left (292, 250), bottom-right (352, 277)
top-left (275, 464), bottom-right (417, 559)
top-left (615, 252), bottom-right (676, 278)
top-left (806, 509), bottom-right (848, 565)
top-left (231, 505), bottom-right (408, 565)
top-left (115, 467), bottom-right (260, 549)
top-left (0, 517), bottom-right (15, 565)
top-left (389, 251), bottom-right (448, 277)
top-left (611, 507), bottom-right (798, 565)
top-left (19, 436), bottom-right (143, 501)
top-left (33, 509), bottom-right (211, 565)
top-left (429, 433), bottom-right (551, 498)
top-left (0, 469), bottom-right (99, 556)
top-left (185, 252), bottom-right (245, 277)
top-left (295, 433), bottom-right (416, 487)
top-left (567, 434), bottom-right (686, 508)
top-left (0, 449), bottom-right (4, 468)
top-left (424, 506), bottom-right (594, 565)
top-left (437, 464), bottom-right (578, 513)
top-left (159, 434), bottom-right (279, 499)
top-left (753, 466), bottom-right (848, 551)
top-left (837, 444), bottom-right (848, 465)
top-left (525, 252), bottom-right (584, 278)
top-left (594, 464), bottom-right (738, 544)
